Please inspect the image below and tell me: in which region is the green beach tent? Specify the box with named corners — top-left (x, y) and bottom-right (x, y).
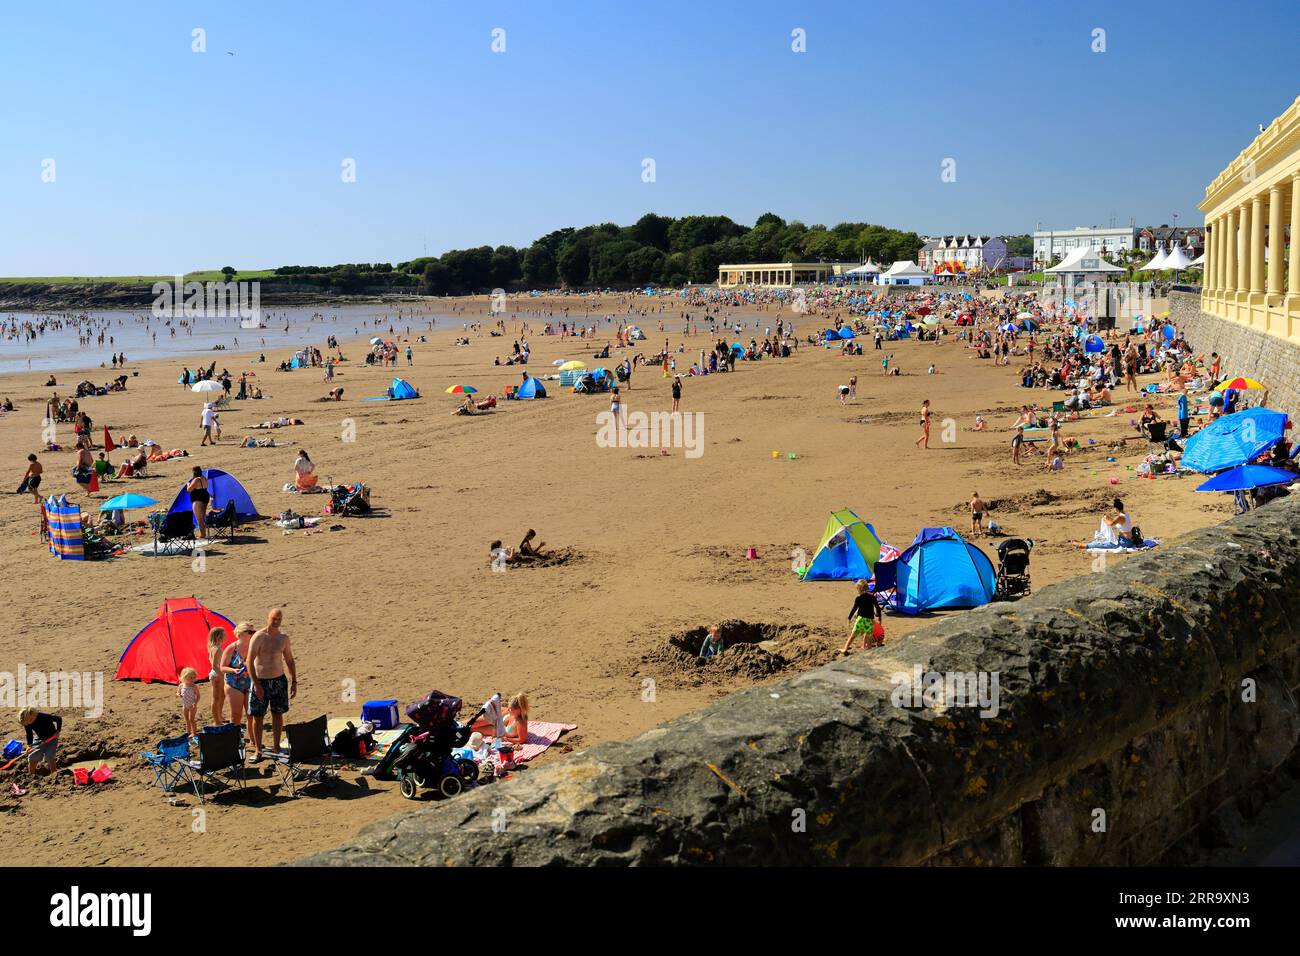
top-left (802, 509), bottom-right (883, 580)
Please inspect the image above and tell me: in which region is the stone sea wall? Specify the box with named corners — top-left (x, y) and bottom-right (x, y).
top-left (1170, 290), bottom-right (1300, 415)
top-left (302, 494), bottom-right (1300, 867)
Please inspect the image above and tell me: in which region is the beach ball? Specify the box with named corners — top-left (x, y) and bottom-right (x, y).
top-left (772, 451), bottom-right (779, 458)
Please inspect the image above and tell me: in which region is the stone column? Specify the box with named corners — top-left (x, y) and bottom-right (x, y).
top-left (1204, 221), bottom-right (1215, 292)
top-left (1250, 195), bottom-right (1266, 294)
top-left (1208, 218), bottom-right (1219, 292)
top-left (1225, 208), bottom-right (1238, 292)
top-left (1268, 184), bottom-right (1284, 295)
top-left (1212, 217), bottom-right (1224, 292)
top-left (1290, 174), bottom-right (1300, 297)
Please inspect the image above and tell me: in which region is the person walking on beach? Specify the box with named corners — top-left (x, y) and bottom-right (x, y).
top-left (841, 579), bottom-right (883, 655)
top-left (915, 400), bottom-right (931, 449)
top-left (200, 402), bottom-right (217, 446)
top-left (21, 454), bottom-right (43, 503)
top-left (610, 387), bottom-right (624, 428)
top-left (247, 608), bottom-right (297, 761)
top-left (671, 376), bottom-right (681, 413)
top-left (73, 445), bottom-right (94, 497)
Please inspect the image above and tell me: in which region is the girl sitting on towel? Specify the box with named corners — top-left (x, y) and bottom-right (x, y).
top-left (293, 449), bottom-right (317, 491)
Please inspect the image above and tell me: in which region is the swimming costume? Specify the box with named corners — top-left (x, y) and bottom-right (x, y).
top-left (191, 489), bottom-right (210, 505)
top-left (224, 650), bottom-right (251, 693)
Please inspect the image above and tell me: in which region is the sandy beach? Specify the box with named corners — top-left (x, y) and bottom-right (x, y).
top-left (0, 291), bottom-right (1233, 865)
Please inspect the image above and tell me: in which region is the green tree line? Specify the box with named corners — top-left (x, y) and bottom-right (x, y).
top-left (266, 213), bottom-right (925, 295)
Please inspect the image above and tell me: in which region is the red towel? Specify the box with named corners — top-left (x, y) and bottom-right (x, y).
top-left (103, 427), bottom-right (117, 453)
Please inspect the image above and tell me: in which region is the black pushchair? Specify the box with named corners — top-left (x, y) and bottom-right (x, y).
top-left (329, 482), bottom-right (371, 517)
top-left (995, 538), bottom-right (1033, 599)
top-left (389, 691), bottom-right (484, 800)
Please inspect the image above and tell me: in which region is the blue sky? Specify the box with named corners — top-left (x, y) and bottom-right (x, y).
top-left (1, 0), bottom-right (1297, 275)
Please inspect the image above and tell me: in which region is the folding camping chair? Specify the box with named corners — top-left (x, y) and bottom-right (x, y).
top-left (184, 723), bottom-right (246, 803)
top-left (140, 734), bottom-right (193, 801)
top-left (152, 510), bottom-right (196, 555)
top-left (206, 501), bottom-right (240, 541)
top-left (268, 714), bottom-right (338, 796)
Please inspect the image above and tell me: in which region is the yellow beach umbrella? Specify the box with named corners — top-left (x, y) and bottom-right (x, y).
top-left (558, 360), bottom-right (587, 371)
top-left (1213, 377), bottom-right (1265, 392)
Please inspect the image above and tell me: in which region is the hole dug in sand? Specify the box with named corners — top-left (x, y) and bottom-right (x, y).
top-left (636, 619), bottom-right (834, 687)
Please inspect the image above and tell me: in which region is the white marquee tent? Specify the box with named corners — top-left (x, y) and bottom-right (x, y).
top-left (1161, 245), bottom-right (1194, 270)
top-left (1140, 247), bottom-right (1169, 271)
top-left (878, 260), bottom-right (929, 286)
top-left (1044, 246), bottom-right (1126, 276)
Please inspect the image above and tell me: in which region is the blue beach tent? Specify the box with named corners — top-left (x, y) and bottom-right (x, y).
top-left (875, 527), bottom-right (995, 614)
top-left (802, 510), bottom-right (884, 581)
top-left (516, 376), bottom-right (547, 399)
top-left (168, 468), bottom-right (258, 519)
top-left (390, 377), bottom-right (418, 400)
top-left (838, 328), bottom-right (856, 339)
top-left (1181, 408), bottom-right (1288, 473)
top-left (1084, 334), bottom-right (1106, 353)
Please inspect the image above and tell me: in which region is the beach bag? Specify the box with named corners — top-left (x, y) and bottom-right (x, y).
top-left (330, 722), bottom-right (375, 759)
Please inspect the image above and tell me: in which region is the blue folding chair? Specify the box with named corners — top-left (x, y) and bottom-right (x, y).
top-left (140, 734), bottom-right (193, 800)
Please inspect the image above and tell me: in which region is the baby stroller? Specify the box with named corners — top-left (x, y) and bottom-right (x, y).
top-left (995, 538), bottom-right (1033, 599)
top-left (390, 691), bottom-right (484, 800)
top-left (329, 482), bottom-right (371, 517)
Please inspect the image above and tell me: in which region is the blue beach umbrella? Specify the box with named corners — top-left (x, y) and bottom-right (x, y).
top-left (1181, 408), bottom-right (1289, 473)
top-left (1194, 465), bottom-right (1297, 493)
top-left (98, 494), bottom-right (158, 512)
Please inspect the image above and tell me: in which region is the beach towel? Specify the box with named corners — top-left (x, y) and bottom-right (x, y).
top-left (483, 720), bottom-right (577, 764)
top-left (1084, 539), bottom-right (1159, 553)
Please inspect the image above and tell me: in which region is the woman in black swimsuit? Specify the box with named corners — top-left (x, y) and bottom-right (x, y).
top-left (187, 466), bottom-right (210, 538)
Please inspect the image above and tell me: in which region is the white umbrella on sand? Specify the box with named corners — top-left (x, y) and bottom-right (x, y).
top-left (191, 380), bottom-right (223, 395)
top-left (369, 337), bottom-right (383, 345)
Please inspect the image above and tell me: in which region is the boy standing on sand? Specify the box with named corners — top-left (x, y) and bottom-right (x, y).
top-left (970, 492), bottom-right (987, 536)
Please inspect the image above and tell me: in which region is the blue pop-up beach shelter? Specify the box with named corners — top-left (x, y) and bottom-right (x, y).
top-left (391, 377), bottom-right (418, 400)
top-left (875, 527), bottom-right (996, 614)
top-left (1181, 408), bottom-right (1288, 473)
top-left (516, 375), bottom-right (547, 399)
top-left (168, 468), bottom-right (258, 519)
top-left (1084, 334), bottom-right (1106, 353)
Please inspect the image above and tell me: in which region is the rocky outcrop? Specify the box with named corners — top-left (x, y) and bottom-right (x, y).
top-left (301, 495), bottom-right (1300, 866)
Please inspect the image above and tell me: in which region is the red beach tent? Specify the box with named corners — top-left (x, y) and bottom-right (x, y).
top-left (115, 597), bottom-right (235, 684)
